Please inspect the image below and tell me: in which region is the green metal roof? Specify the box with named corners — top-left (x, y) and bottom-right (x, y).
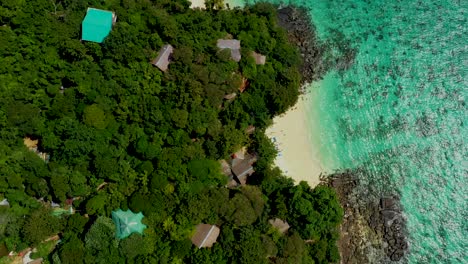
top-left (112, 209), bottom-right (147, 239)
top-left (51, 207), bottom-right (73, 217)
top-left (81, 8), bottom-right (114, 43)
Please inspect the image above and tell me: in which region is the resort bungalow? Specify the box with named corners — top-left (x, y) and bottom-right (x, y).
top-left (112, 209), bottom-right (147, 239)
top-left (219, 159), bottom-right (238, 187)
top-left (0, 199), bottom-right (9, 206)
top-left (217, 39), bottom-right (241, 62)
top-left (191, 224), bottom-right (220, 248)
top-left (152, 44), bottom-right (174, 72)
top-left (219, 148), bottom-right (258, 187)
top-left (81, 8), bottom-right (117, 43)
top-left (245, 125), bottom-right (255, 134)
top-left (269, 218), bottom-right (290, 234)
top-left (251, 51), bottom-right (266, 65)
top-left (23, 137), bottom-right (50, 162)
top-left (231, 151), bottom-right (258, 185)
top-left (232, 148), bottom-right (246, 160)
top-left (224, 92), bottom-right (237, 100)
top-left (28, 258), bottom-right (44, 264)
top-left (239, 77), bottom-right (249, 93)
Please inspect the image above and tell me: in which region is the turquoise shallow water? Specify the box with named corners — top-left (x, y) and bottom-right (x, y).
top-left (237, 0), bottom-right (467, 262)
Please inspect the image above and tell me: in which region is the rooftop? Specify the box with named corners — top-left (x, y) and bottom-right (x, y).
top-left (219, 159), bottom-right (233, 177)
top-left (245, 125), bottom-right (256, 134)
top-left (269, 218), bottom-right (290, 234)
top-left (0, 199), bottom-right (9, 206)
top-left (217, 39), bottom-right (241, 50)
top-left (152, 44), bottom-right (174, 72)
top-left (191, 224), bottom-right (220, 248)
top-left (239, 77), bottom-right (249, 93)
top-left (217, 39), bottom-right (241, 62)
top-left (24, 137), bottom-right (50, 162)
top-left (81, 8), bottom-right (116, 43)
top-left (251, 51), bottom-right (266, 65)
top-left (231, 153), bottom-right (258, 185)
top-left (224, 92), bottom-right (237, 100)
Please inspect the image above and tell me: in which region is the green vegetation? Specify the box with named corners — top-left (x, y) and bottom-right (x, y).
top-left (0, 0), bottom-right (342, 263)
top-left (30, 239), bottom-right (58, 259)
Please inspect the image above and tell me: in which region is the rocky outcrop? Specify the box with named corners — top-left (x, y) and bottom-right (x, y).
top-left (277, 7), bottom-right (357, 85)
top-left (277, 6), bottom-right (326, 84)
top-left (380, 196), bottom-right (408, 261)
top-left (328, 171), bottom-right (408, 263)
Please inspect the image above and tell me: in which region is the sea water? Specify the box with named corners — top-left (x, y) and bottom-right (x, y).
top-left (237, 0), bottom-right (467, 262)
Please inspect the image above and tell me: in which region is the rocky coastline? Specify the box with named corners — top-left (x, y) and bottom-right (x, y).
top-left (277, 6), bottom-right (326, 84)
top-left (276, 6), bottom-right (357, 85)
top-left (328, 171), bottom-right (409, 263)
top-left (277, 6), bottom-right (408, 263)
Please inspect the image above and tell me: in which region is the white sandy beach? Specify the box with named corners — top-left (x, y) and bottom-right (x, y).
top-left (190, 0), bottom-right (244, 9)
top-left (190, 0), bottom-right (206, 9)
top-left (190, 0), bottom-right (325, 187)
top-left (266, 92), bottom-right (325, 187)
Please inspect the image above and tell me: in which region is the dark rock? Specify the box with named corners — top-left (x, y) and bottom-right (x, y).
top-left (381, 210), bottom-right (399, 226)
top-left (326, 170), bottom-right (409, 263)
top-left (277, 6), bottom-right (329, 84)
top-left (381, 197), bottom-right (398, 210)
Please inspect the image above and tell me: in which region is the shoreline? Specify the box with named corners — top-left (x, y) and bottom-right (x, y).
top-left (188, 2), bottom-right (329, 188)
top-left (265, 5), bottom-right (333, 188)
top-left (266, 89), bottom-right (326, 188)
top-left (189, 0), bottom-right (206, 9)
top-left (190, 0), bottom-right (244, 9)
top-left (328, 171), bottom-right (409, 263)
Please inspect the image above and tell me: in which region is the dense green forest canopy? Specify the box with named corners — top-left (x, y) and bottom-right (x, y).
top-left (0, 0), bottom-right (342, 263)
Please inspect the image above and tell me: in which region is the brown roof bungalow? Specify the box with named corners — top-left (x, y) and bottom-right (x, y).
top-left (238, 77), bottom-right (249, 93)
top-left (217, 39), bottom-right (241, 62)
top-left (152, 44), bottom-right (174, 72)
top-left (231, 152), bottom-right (257, 185)
top-left (245, 125), bottom-right (255, 134)
top-left (191, 224), bottom-right (220, 248)
top-left (0, 199), bottom-right (9, 206)
top-left (269, 218), bottom-right (290, 234)
top-left (23, 137), bottom-right (50, 162)
top-left (219, 159), bottom-right (237, 187)
top-left (251, 51), bottom-right (266, 65)
top-left (219, 159), bottom-right (233, 177)
top-left (220, 148), bottom-right (258, 187)
top-left (224, 92), bottom-right (237, 100)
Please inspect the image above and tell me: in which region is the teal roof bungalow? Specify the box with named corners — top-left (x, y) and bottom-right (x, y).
top-left (81, 8), bottom-right (117, 43)
top-left (112, 209), bottom-right (147, 239)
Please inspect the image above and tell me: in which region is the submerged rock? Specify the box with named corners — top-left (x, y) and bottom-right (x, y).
top-left (277, 6), bottom-right (357, 85)
top-left (327, 171), bottom-right (409, 263)
top-left (277, 6), bottom-right (327, 84)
